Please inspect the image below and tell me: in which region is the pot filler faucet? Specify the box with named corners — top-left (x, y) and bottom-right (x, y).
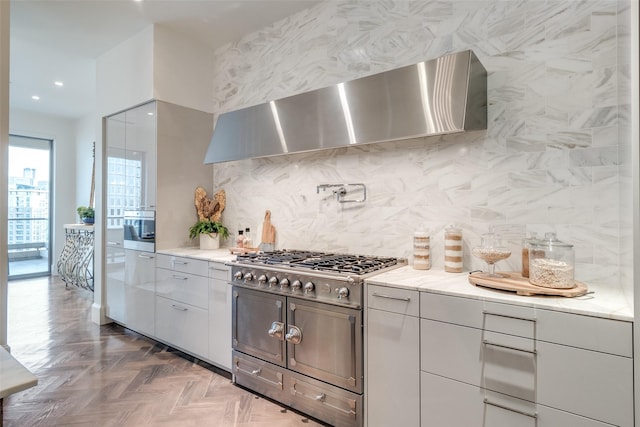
top-left (316, 183), bottom-right (367, 203)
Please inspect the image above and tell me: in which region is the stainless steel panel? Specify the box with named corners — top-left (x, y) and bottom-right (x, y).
top-left (232, 287), bottom-right (287, 367)
top-left (286, 298), bottom-right (362, 393)
top-left (205, 49), bottom-right (487, 163)
top-left (287, 371), bottom-right (363, 427)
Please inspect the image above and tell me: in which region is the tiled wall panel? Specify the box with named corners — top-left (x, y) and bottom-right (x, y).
top-left (209, 0), bottom-right (630, 292)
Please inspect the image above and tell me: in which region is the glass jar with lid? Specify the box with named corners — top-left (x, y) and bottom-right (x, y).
top-left (528, 232), bottom-right (575, 288)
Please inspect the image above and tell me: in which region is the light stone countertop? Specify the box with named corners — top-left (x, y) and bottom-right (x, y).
top-left (366, 266), bottom-right (633, 322)
top-left (157, 248), bottom-right (633, 322)
top-left (157, 247), bottom-right (237, 264)
top-left (0, 347), bottom-right (37, 399)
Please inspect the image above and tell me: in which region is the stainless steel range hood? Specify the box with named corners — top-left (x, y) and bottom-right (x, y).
top-left (204, 50), bottom-right (487, 164)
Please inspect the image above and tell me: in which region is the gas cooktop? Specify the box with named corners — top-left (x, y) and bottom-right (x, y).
top-left (235, 249), bottom-right (403, 275)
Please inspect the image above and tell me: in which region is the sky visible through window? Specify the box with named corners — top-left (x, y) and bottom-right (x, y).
top-left (9, 146), bottom-right (49, 183)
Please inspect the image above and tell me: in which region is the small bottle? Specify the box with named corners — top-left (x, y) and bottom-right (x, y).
top-left (521, 232), bottom-right (538, 278)
top-left (444, 226), bottom-right (463, 273)
top-left (243, 227), bottom-right (253, 249)
top-left (413, 230), bottom-right (431, 270)
top-left (236, 230), bottom-right (244, 248)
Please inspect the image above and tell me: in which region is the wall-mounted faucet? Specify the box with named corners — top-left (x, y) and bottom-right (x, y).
top-left (316, 183), bottom-right (366, 203)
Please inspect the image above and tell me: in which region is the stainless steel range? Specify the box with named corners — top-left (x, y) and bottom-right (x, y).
top-left (230, 250), bottom-right (406, 427)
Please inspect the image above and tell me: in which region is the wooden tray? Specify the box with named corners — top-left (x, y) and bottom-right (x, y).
top-left (229, 247), bottom-right (259, 255)
top-left (468, 271), bottom-right (588, 297)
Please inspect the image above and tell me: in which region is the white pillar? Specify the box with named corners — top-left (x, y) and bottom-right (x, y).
top-left (0, 0), bottom-right (10, 349)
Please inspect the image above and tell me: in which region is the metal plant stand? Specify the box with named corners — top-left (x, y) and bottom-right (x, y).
top-left (56, 224), bottom-right (94, 291)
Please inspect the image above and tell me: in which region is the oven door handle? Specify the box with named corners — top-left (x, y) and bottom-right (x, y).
top-left (268, 322), bottom-right (285, 340)
top-left (285, 325), bottom-right (302, 345)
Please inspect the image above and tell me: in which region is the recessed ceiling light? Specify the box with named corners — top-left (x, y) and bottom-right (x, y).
top-left (31, 95), bottom-right (40, 100)
top-left (147, 112), bottom-right (154, 116)
top-left (54, 81), bottom-right (64, 87)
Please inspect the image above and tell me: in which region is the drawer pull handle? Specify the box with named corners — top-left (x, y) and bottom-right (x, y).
top-left (210, 267), bottom-right (228, 272)
top-left (483, 340), bottom-right (536, 355)
top-left (171, 304), bottom-right (188, 311)
top-left (251, 368), bottom-right (261, 375)
top-left (483, 310), bottom-right (536, 323)
top-left (138, 254), bottom-right (154, 259)
top-left (371, 292), bottom-right (410, 302)
top-left (315, 393), bottom-right (326, 401)
top-left (484, 398), bottom-right (537, 419)
top-left (172, 275), bottom-right (188, 281)
top-left (107, 241), bottom-right (121, 246)
top-left (172, 261), bottom-right (189, 265)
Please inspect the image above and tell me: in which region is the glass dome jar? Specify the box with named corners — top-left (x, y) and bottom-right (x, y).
top-left (528, 232), bottom-right (575, 288)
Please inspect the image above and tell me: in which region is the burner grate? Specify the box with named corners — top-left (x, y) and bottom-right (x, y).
top-left (235, 250), bottom-right (399, 275)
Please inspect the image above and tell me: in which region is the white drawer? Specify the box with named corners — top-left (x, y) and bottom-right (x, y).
top-left (208, 261), bottom-right (230, 280)
top-left (537, 340), bottom-right (633, 427)
top-left (156, 254), bottom-right (209, 277)
top-left (420, 319), bottom-right (535, 401)
top-left (155, 295), bottom-right (208, 358)
top-left (536, 309), bottom-right (632, 356)
top-left (367, 285), bottom-right (419, 316)
top-left (420, 292), bottom-right (484, 328)
top-left (156, 267), bottom-right (208, 309)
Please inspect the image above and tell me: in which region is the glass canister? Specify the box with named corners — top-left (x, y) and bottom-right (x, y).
top-left (528, 232), bottom-right (575, 288)
top-left (413, 231), bottom-right (431, 270)
top-left (444, 226), bottom-right (463, 273)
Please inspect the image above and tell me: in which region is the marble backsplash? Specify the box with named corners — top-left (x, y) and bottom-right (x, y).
top-left (209, 0), bottom-right (631, 295)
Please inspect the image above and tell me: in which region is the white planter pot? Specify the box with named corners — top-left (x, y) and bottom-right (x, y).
top-left (199, 233), bottom-right (220, 250)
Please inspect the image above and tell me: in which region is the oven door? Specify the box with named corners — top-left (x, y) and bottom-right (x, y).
top-left (232, 286), bottom-right (287, 367)
top-left (286, 298), bottom-right (363, 393)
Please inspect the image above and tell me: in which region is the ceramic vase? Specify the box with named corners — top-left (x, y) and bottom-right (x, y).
top-left (199, 233), bottom-right (220, 250)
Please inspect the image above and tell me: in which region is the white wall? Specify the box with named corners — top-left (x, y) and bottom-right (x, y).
top-left (9, 109), bottom-right (79, 271)
top-left (153, 25), bottom-right (215, 114)
top-left (209, 0), bottom-right (630, 297)
top-left (75, 113), bottom-right (96, 208)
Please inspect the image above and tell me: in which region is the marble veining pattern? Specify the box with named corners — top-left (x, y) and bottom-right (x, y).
top-left (209, 0), bottom-right (631, 293)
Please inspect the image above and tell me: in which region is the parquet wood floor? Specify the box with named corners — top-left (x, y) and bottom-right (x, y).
top-left (3, 277), bottom-right (325, 427)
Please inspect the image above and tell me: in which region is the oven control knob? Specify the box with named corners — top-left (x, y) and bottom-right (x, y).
top-left (279, 278), bottom-right (290, 289)
top-left (243, 272), bottom-right (254, 282)
top-left (337, 287), bottom-right (350, 299)
top-left (347, 276), bottom-right (355, 285)
top-left (257, 274), bottom-right (267, 285)
top-left (268, 277), bottom-right (278, 288)
top-left (303, 282), bottom-right (315, 294)
top-left (233, 271), bottom-right (243, 280)
top-left (292, 280), bottom-right (302, 291)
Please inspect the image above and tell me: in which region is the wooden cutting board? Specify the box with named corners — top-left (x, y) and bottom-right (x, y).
top-left (468, 271), bottom-right (588, 297)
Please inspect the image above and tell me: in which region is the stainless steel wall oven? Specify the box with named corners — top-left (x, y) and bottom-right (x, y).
top-left (230, 250), bottom-right (405, 427)
top-left (123, 210), bottom-right (155, 252)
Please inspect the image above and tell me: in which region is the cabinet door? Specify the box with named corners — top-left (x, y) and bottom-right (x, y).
top-left (125, 102), bottom-right (157, 210)
top-left (156, 296), bottom-right (208, 358)
top-left (105, 242), bottom-right (125, 323)
top-left (209, 263), bottom-right (231, 369)
top-left (105, 111), bottom-right (126, 323)
top-left (124, 249), bottom-right (156, 336)
top-left (367, 308), bottom-right (419, 427)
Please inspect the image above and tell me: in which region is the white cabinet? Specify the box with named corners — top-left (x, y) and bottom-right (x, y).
top-left (104, 101), bottom-right (213, 324)
top-left (208, 261), bottom-right (232, 370)
top-left (123, 249), bottom-right (156, 336)
top-left (419, 292), bottom-right (633, 427)
top-left (366, 284), bottom-right (420, 427)
top-left (155, 254), bottom-right (209, 359)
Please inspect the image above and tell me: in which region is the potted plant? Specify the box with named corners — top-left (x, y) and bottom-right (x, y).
top-left (77, 206), bottom-right (95, 224)
top-left (189, 219), bottom-right (229, 250)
